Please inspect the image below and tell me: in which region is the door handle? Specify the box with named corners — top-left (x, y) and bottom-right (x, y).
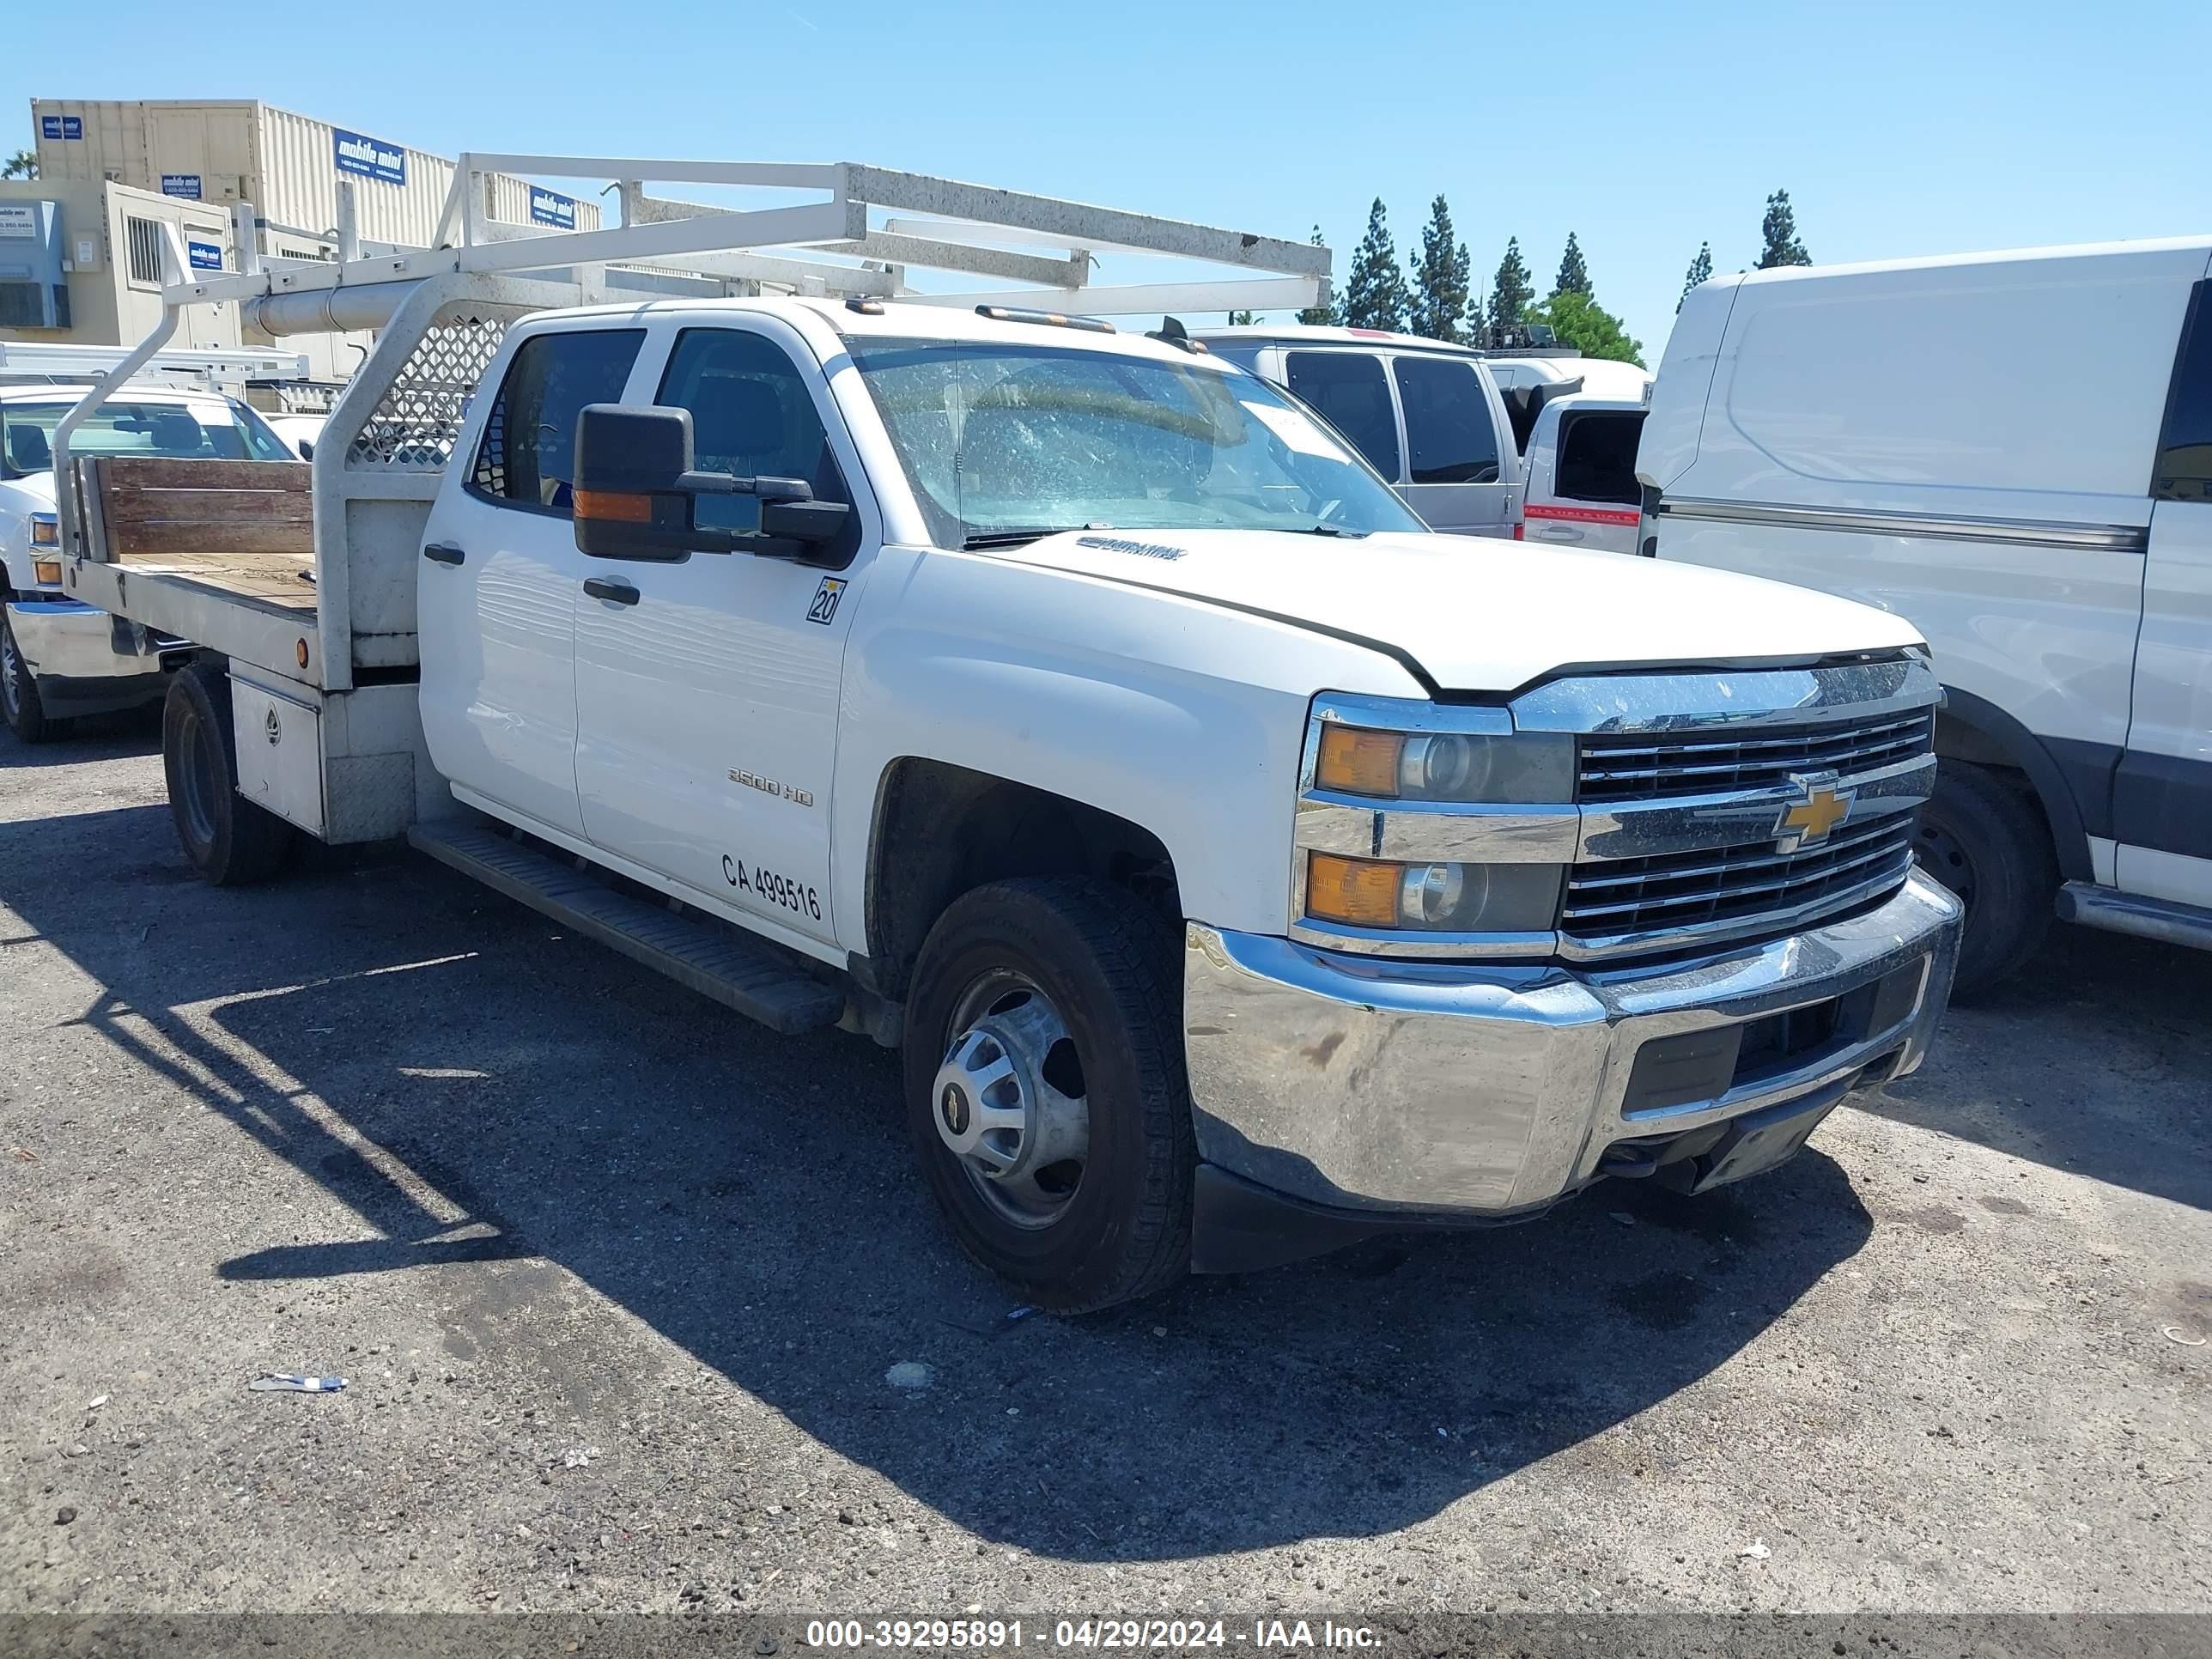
top-left (1534, 524), bottom-right (1583, 543)
top-left (582, 576), bottom-right (641, 606)
top-left (422, 542), bottom-right (465, 566)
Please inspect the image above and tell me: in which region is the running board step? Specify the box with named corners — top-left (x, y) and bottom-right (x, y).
top-left (407, 821), bottom-right (845, 1036)
top-left (2057, 880), bottom-right (2212, 953)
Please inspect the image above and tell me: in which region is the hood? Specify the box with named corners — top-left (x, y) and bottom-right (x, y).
top-left (981, 528), bottom-right (1923, 694)
top-left (3, 471), bottom-right (57, 508)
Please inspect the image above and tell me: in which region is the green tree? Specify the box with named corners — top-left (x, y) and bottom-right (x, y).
top-left (1520, 289), bottom-right (1644, 367)
top-left (1486, 236), bottom-right (1533, 344)
top-left (1297, 225), bottom-right (1335, 326)
top-left (1226, 309), bottom-right (1261, 326)
top-left (1553, 231), bottom-right (1591, 297)
top-left (1338, 198), bottom-right (1408, 332)
top-left (1406, 195), bottom-right (1472, 343)
top-left (1, 150), bottom-right (37, 181)
top-left (1678, 241), bottom-right (1713, 311)
top-left (1758, 189), bottom-right (1810, 268)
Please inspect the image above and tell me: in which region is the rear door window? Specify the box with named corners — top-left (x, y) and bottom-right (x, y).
top-left (1284, 350), bottom-right (1401, 479)
top-left (2154, 280), bottom-right (2211, 503)
top-left (1392, 356), bottom-right (1501, 484)
top-left (1555, 410), bottom-right (1645, 505)
top-left (469, 328), bottom-right (645, 515)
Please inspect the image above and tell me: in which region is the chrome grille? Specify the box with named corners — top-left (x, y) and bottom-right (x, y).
top-left (1577, 710), bottom-right (1934, 802)
top-left (1561, 812), bottom-right (1916, 949)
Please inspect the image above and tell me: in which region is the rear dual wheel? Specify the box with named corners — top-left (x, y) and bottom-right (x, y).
top-left (161, 659), bottom-right (297, 885)
top-left (904, 878), bottom-right (1194, 1313)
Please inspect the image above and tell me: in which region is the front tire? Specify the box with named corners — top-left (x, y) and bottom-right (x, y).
top-left (904, 878), bottom-right (1194, 1312)
top-left (1914, 758), bottom-right (2056, 999)
top-left (1, 606), bottom-right (59, 744)
top-left (161, 659), bottom-right (297, 885)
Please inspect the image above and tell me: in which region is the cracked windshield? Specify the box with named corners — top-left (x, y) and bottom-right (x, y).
top-left (848, 337), bottom-right (1426, 549)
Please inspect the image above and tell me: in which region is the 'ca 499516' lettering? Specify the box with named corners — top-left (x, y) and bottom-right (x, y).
top-left (721, 854), bottom-right (821, 921)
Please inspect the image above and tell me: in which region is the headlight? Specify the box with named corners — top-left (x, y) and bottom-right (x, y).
top-left (1316, 724), bottom-right (1573, 802)
top-left (29, 514), bottom-right (59, 548)
top-left (1306, 852), bottom-right (1562, 933)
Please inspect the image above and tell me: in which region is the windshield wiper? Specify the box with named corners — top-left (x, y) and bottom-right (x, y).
top-left (1277, 524), bottom-right (1367, 538)
top-left (961, 528), bottom-right (1085, 550)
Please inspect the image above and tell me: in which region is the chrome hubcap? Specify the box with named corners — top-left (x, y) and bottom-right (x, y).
top-left (933, 972), bottom-right (1089, 1229)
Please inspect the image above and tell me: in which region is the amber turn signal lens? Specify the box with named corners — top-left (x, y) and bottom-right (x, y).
top-left (1305, 853), bottom-right (1405, 928)
top-left (33, 560), bottom-right (63, 586)
top-left (572, 488), bottom-right (653, 523)
top-left (1316, 726), bottom-right (1404, 796)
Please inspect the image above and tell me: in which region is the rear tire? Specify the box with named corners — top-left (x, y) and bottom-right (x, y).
top-left (1, 605), bottom-right (59, 744)
top-left (1914, 758), bottom-right (2056, 999)
top-left (161, 659), bottom-right (296, 885)
top-left (904, 878), bottom-right (1194, 1312)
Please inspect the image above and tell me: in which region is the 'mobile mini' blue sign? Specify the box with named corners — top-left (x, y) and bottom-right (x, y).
top-left (529, 187), bottom-right (579, 230)
top-left (332, 128), bottom-right (407, 187)
top-left (41, 115), bottom-right (83, 141)
top-left (162, 174), bottom-right (204, 200)
top-left (186, 239), bottom-right (224, 273)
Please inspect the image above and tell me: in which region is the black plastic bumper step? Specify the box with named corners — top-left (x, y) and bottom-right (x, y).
top-left (407, 820), bottom-right (844, 1036)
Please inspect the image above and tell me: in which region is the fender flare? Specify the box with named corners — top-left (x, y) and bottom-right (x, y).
top-left (1934, 685), bottom-right (2100, 882)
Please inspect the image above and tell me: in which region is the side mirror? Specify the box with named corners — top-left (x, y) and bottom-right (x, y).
top-left (574, 403), bottom-right (854, 562)
top-left (573, 404), bottom-right (698, 560)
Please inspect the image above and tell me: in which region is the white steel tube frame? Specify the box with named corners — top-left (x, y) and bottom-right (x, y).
top-left (52, 154), bottom-right (1333, 686)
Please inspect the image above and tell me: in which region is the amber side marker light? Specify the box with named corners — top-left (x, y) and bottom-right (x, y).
top-left (1305, 852), bottom-right (1405, 929)
top-left (573, 489), bottom-right (653, 523)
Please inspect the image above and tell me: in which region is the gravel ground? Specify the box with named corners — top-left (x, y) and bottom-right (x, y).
top-left (2, 716), bottom-right (2207, 1630)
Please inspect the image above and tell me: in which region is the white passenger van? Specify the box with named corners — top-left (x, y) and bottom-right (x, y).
top-left (1641, 238), bottom-right (2212, 993)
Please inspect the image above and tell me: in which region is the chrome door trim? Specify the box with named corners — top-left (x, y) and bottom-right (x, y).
top-left (1657, 496), bottom-right (2149, 554)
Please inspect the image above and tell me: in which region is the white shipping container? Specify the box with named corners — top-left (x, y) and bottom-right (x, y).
top-left (482, 171), bottom-right (603, 234)
top-left (31, 100), bottom-right (599, 257)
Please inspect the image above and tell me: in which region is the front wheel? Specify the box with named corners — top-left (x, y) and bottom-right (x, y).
top-left (1, 606), bottom-right (59, 744)
top-left (1914, 758), bottom-right (2056, 999)
top-left (161, 659), bottom-right (297, 885)
top-left (903, 878), bottom-right (1194, 1312)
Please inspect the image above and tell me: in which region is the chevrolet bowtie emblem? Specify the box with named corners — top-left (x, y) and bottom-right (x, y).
top-left (1778, 775), bottom-right (1852, 849)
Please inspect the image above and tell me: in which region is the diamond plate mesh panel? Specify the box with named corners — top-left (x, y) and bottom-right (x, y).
top-left (345, 316), bottom-right (508, 471)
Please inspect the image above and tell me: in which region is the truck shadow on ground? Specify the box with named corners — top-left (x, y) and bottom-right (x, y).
top-left (11, 794), bottom-right (2185, 1562)
top-left (1865, 924), bottom-right (2212, 1212)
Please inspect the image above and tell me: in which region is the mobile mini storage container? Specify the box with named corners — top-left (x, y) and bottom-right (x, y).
top-left (29, 100), bottom-right (602, 254)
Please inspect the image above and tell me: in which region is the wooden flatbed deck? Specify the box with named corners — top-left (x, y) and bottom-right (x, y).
top-left (84, 455), bottom-right (319, 622)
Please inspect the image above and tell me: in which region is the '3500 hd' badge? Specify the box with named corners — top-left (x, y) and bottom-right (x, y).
top-left (806, 576), bottom-right (846, 625)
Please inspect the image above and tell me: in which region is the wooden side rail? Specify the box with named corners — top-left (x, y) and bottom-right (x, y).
top-left (84, 457), bottom-right (313, 562)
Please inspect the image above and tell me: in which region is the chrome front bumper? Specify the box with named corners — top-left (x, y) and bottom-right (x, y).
top-left (5, 599), bottom-right (177, 707)
top-left (1183, 870), bottom-right (1961, 1218)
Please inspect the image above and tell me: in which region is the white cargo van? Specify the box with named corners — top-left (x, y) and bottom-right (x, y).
top-left (1641, 238), bottom-right (2212, 993)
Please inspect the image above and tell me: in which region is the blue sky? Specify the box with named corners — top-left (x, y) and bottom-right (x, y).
top-left (9, 0), bottom-right (2208, 362)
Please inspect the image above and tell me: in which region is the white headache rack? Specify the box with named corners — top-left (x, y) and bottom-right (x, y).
top-left (48, 155), bottom-right (1332, 842)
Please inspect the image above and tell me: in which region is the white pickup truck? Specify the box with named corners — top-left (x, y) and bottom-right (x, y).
top-left (50, 156), bottom-right (1962, 1309)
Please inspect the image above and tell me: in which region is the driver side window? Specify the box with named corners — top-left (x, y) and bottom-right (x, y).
top-left (654, 328), bottom-right (854, 556)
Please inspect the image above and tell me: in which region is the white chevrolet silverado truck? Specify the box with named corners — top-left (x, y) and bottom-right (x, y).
top-left (2, 376), bottom-right (296, 741)
top-left (50, 156), bottom-right (1961, 1309)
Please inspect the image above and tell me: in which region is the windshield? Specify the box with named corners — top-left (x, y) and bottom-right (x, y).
top-left (846, 336), bottom-right (1427, 547)
top-left (0, 398), bottom-right (295, 478)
